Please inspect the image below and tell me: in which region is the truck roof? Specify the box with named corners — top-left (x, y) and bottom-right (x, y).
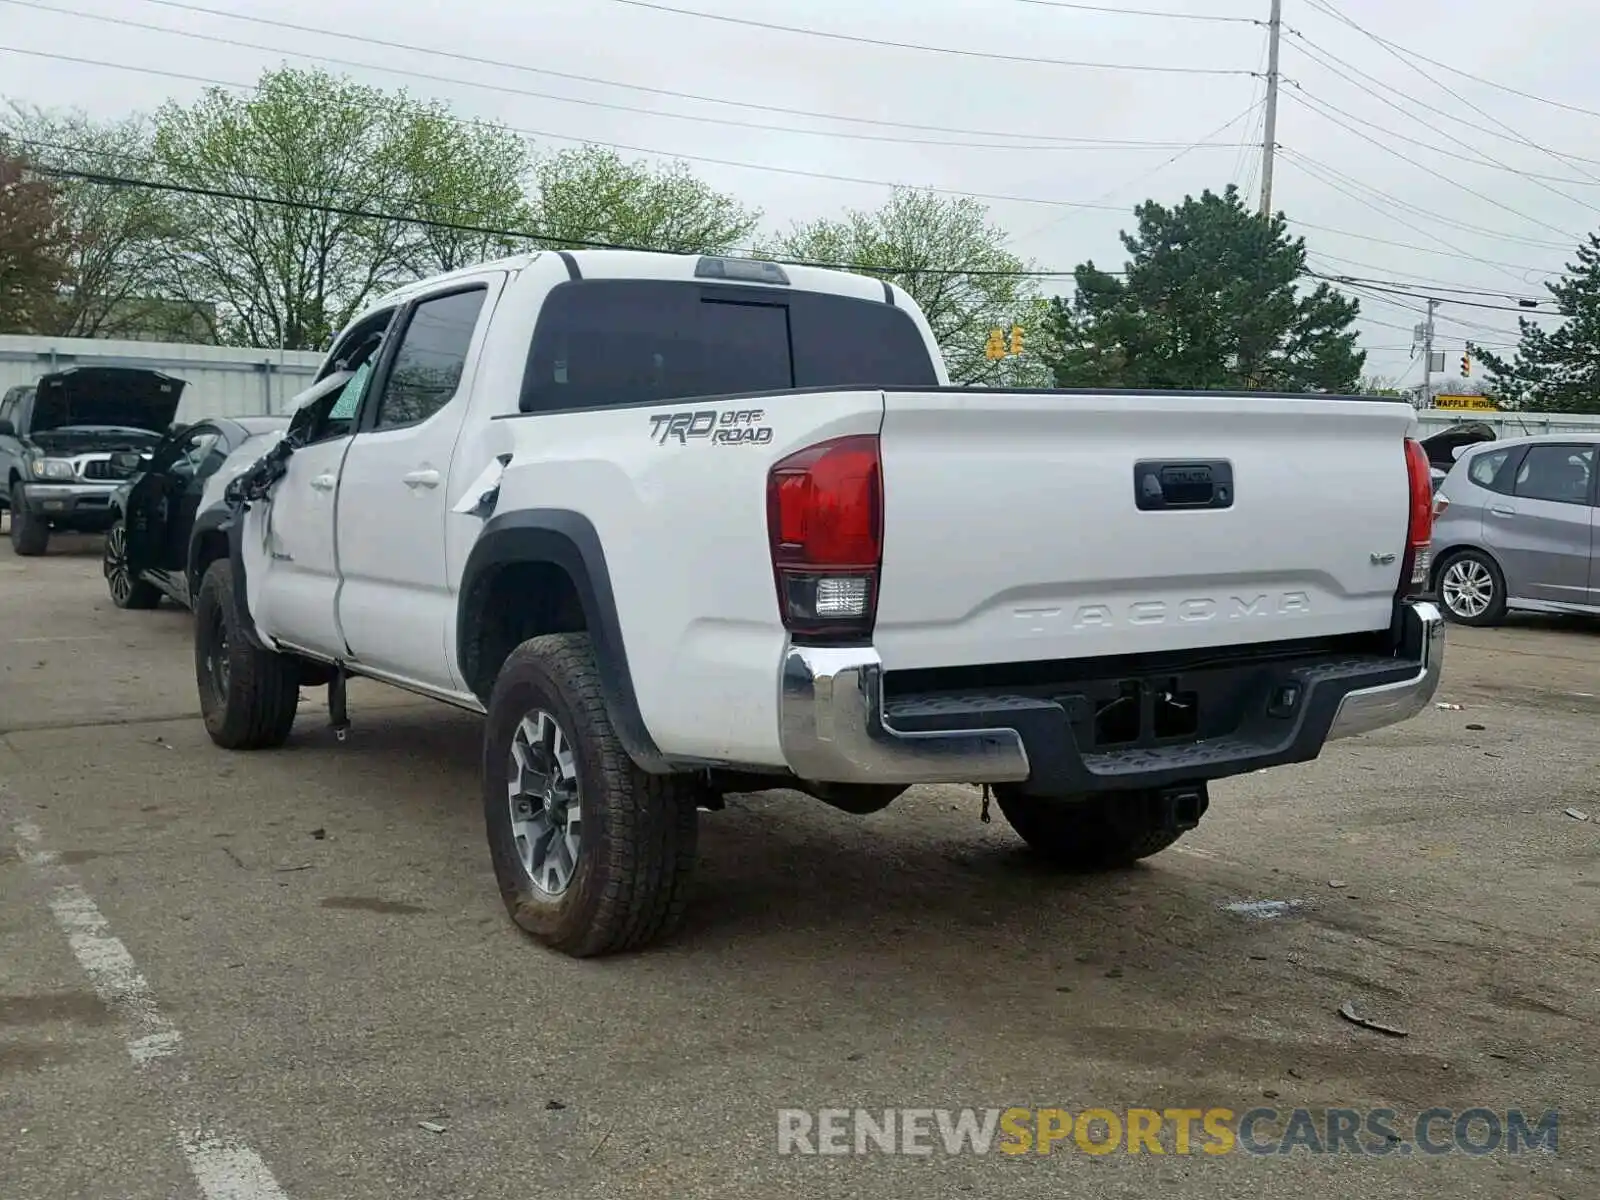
top-left (365, 249), bottom-right (899, 323)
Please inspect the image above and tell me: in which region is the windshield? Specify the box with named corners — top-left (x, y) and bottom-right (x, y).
top-left (519, 280), bottom-right (939, 413)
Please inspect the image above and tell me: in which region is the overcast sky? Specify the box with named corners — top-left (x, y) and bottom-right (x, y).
top-left (4, 0), bottom-right (1596, 383)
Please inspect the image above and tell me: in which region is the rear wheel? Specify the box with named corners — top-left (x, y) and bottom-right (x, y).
top-left (194, 560), bottom-right (300, 749)
top-left (482, 633), bottom-right (701, 957)
top-left (103, 519), bottom-right (161, 609)
top-left (1436, 549), bottom-right (1507, 626)
top-left (8, 485), bottom-right (48, 556)
top-left (995, 788), bottom-right (1194, 870)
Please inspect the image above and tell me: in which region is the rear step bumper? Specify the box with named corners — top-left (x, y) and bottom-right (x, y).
top-left (778, 600), bottom-right (1444, 790)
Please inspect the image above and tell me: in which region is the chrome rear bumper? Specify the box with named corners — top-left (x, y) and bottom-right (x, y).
top-left (778, 601), bottom-right (1445, 788)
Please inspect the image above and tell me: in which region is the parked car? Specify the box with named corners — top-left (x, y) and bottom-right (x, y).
top-left (103, 416), bottom-right (289, 610)
top-left (0, 367), bottom-right (185, 555)
top-left (192, 249), bottom-right (1443, 958)
top-left (1431, 433), bottom-right (1598, 625)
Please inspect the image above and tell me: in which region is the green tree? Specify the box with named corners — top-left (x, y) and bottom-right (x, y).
top-left (1044, 185), bottom-right (1365, 393)
top-left (1, 104), bottom-right (192, 340)
top-left (0, 151), bottom-right (72, 334)
top-left (1474, 234), bottom-right (1600, 414)
top-left (150, 66), bottom-right (534, 350)
top-left (760, 188), bottom-right (1047, 386)
top-left (529, 145), bottom-right (758, 254)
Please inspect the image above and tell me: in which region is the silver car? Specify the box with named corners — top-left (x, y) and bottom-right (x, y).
top-left (1430, 433), bottom-right (1598, 625)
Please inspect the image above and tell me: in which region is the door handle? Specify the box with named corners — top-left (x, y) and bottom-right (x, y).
top-left (1488, 505), bottom-right (1515, 518)
top-left (403, 469), bottom-right (441, 489)
top-left (310, 473), bottom-right (336, 492)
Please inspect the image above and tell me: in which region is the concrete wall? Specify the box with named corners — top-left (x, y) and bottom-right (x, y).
top-left (1414, 409), bottom-right (1600, 438)
top-left (0, 334), bottom-right (326, 421)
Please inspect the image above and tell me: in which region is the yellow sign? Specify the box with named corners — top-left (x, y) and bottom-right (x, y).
top-left (1433, 394), bottom-right (1498, 412)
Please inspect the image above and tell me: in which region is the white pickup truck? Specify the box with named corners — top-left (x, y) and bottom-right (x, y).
top-left (192, 249), bottom-right (1444, 957)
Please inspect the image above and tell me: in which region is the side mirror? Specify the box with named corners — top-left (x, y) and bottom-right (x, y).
top-left (0, 419), bottom-right (15, 437)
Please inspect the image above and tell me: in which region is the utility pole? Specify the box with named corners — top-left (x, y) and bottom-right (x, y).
top-left (1420, 297), bottom-right (1439, 408)
top-left (1258, 0), bottom-right (1282, 217)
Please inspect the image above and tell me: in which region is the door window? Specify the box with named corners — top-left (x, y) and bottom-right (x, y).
top-left (371, 288), bottom-right (488, 430)
top-left (294, 310), bottom-right (395, 444)
top-left (1513, 445), bottom-right (1595, 505)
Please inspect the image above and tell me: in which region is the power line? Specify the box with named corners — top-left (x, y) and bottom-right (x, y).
top-left (1290, 220), bottom-right (1559, 275)
top-left (1283, 131), bottom-right (1580, 245)
top-left (1281, 149), bottom-right (1571, 252)
top-left (0, 47), bottom-right (1133, 215)
top-left (1012, 0), bottom-right (1261, 22)
top-left (1310, 249), bottom-right (1553, 296)
top-left (1013, 98), bottom-right (1266, 244)
top-left (1283, 34), bottom-right (1598, 227)
top-left (607, 0), bottom-right (1258, 75)
top-left (1303, 0), bottom-right (1600, 186)
top-left (1, 0), bottom-right (1240, 155)
top-left (1296, 2), bottom-right (1600, 123)
top-left (1308, 272), bottom-right (1561, 315)
top-left (1286, 85), bottom-right (1600, 183)
top-left (107, 0), bottom-right (1223, 147)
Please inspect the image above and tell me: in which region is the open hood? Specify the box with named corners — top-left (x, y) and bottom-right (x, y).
top-left (1419, 422), bottom-right (1496, 471)
top-left (31, 367), bottom-right (186, 436)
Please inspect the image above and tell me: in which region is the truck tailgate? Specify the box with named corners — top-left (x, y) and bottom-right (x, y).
top-left (874, 389), bottom-right (1418, 669)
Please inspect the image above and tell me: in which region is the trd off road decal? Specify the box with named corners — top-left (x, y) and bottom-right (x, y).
top-left (648, 409), bottom-right (773, 446)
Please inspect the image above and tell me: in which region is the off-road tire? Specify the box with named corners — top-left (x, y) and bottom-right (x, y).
top-left (483, 633), bottom-right (701, 957)
top-left (1434, 548), bottom-right (1508, 627)
top-left (104, 518), bottom-right (161, 609)
top-left (8, 485), bottom-right (49, 556)
top-left (194, 559), bottom-right (299, 749)
top-left (995, 788), bottom-right (1186, 870)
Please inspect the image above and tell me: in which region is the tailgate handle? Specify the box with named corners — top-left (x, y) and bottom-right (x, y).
top-left (1134, 460), bottom-right (1234, 511)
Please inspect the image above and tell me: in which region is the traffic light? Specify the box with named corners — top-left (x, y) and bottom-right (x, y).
top-left (985, 328), bottom-right (1006, 360)
top-left (1460, 353), bottom-right (1471, 377)
top-left (1009, 325), bottom-right (1024, 356)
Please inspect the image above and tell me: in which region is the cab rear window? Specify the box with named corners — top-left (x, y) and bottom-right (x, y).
top-left (519, 279), bottom-right (938, 414)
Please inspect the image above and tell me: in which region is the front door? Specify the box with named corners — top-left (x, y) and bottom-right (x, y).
top-left (251, 314), bottom-right (392, 657)
top-left (1483, 442), bottom-right (1596, 606)
top-left (336, 280), bottom-right (499, 689)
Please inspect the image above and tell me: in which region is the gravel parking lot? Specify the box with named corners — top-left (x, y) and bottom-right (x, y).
top-left (3, 532), bottom-right (1597, 1200)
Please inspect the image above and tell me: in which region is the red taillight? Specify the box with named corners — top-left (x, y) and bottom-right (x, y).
top-left (766, 434), bottom-right (883, 639)
top-left (1402, 437), bottom-right (1434, 593)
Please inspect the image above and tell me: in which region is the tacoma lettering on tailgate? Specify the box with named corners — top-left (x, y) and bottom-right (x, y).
top-left (1013, 593), bottom-right (1312, 635)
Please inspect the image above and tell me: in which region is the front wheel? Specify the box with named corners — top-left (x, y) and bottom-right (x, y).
top-left (995, 788), bottom-right (1192, 870)
top-left (8, 486), bottom-right (49, 556)
top-left (104, 519), bottom-right (161, 609)
top-left (482, 633), bottom-right (701, 957)
top-left (1436, 549), bottom-right (1507, 626)
top-left (193, 560), bottom-right (300, 749)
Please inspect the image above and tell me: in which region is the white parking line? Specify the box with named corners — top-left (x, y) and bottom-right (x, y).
top-left (10, 814), bottom-right (290, 1200)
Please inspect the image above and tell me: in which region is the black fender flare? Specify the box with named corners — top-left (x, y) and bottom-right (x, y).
top-left (187, 502), bottom-right (232, 597)
top-left (458, 509), bottom-right (670, 773)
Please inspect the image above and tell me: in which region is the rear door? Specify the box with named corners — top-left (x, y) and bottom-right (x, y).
top-left (873, 389), bottom-right (1420, 668)
top-left (336, 276), bottom-right (502, 689)
top-left (1482, 442), bottom-right (1596, 606)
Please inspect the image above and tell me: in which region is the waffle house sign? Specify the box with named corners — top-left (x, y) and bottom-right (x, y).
top-left (1432, 393), bottom-right (1499, 412)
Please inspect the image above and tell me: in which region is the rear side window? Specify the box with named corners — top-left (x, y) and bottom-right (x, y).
top-left (1466, 448), bottom-right (1512, 491)
top-left (520, 280), bottom-right (937, 413)
top-left (1514, 444), bottom-right (1595, 505)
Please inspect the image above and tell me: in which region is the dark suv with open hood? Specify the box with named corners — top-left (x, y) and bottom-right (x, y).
top-left (0, 367), bottom-right (186, 555)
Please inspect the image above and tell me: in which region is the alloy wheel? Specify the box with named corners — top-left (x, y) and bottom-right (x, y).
top-left (104, 522), bottom-right (133, 605)
top-left (1441, 557), bottom-right (1494, 620)
top-left (506, 709), bottom-right (583, 896)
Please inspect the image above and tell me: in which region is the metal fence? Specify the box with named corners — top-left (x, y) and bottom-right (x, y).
top-left (0, 334), bottom-right (325, 421)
